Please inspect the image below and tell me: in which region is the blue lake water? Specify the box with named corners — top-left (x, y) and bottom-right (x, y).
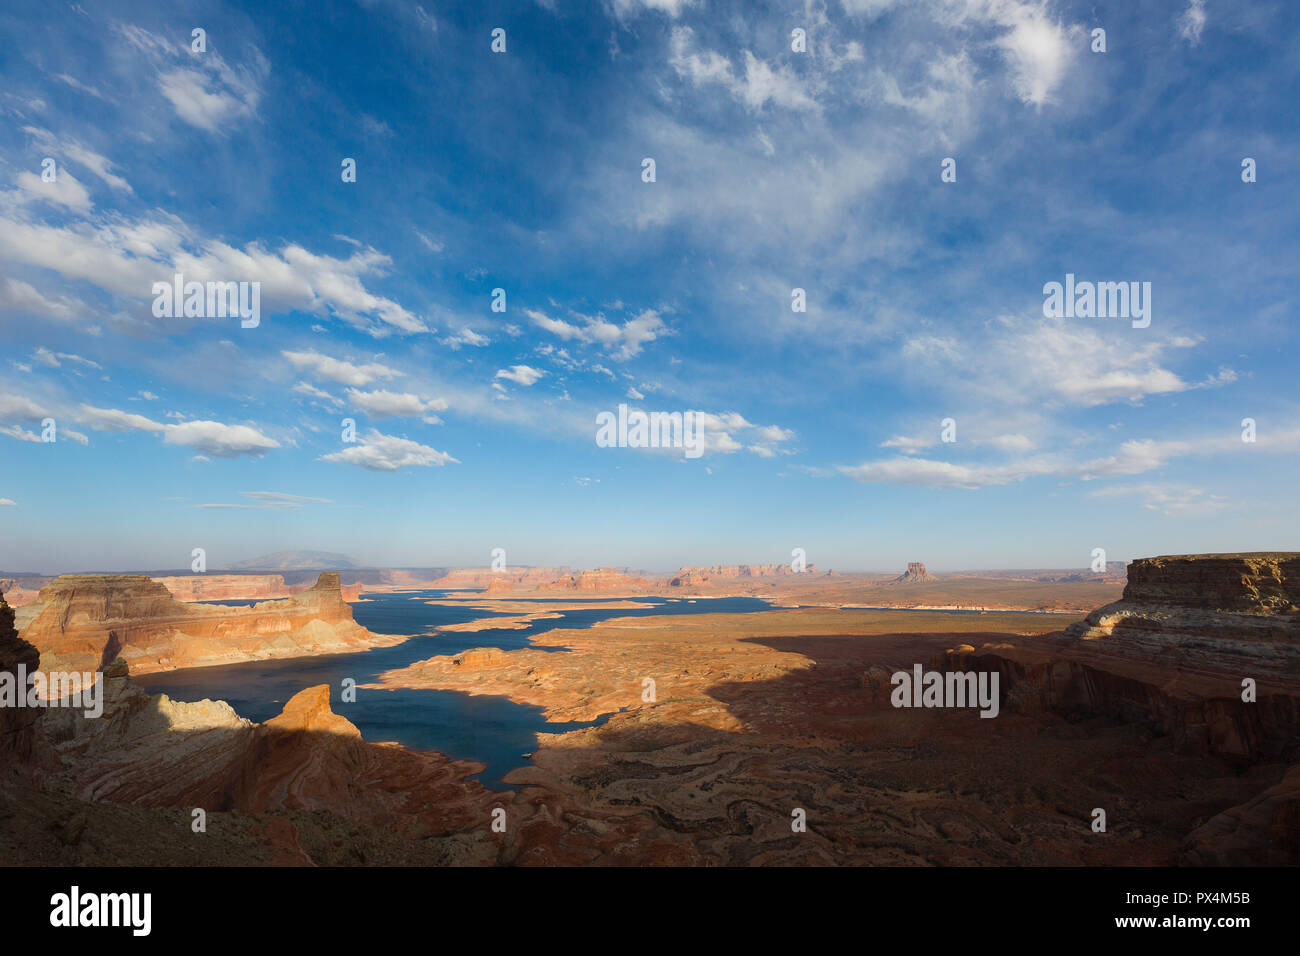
top-left (138, 590), bottom-right (774, 786)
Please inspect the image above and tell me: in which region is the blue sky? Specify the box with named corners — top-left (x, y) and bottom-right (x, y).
top-left (1, 0), bottom-right (1297, 573)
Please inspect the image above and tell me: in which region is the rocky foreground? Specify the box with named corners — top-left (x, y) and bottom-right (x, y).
top-left (2, 553), bottom-right (1296, 866)
top-left (13, 572), bottom-right (400, 675)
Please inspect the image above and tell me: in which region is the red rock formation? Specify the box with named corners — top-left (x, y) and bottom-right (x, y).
top-left (432, 567), bottom-right (571, 589)
top-left (49, 676), bottom-right (498, 840)
top-left (538, 568), bottom-right (651, 592)
top-left (15, 572), bottom-right (400, 675)
top-left (152, 574), bottom-right (292, 603)
top-left (667, 564), bottom-right (814, 586)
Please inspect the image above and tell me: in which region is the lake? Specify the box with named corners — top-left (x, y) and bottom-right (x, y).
top-left (138, 590), bottom-right (774, 786)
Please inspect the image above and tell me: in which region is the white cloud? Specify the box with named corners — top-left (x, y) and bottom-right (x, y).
top-left (527, 308), bottom-right (667, 360)
top-left (441, 327), bottom-right (489, 349)
top-left (495, 365), bottom-right (546, 386)
top-left (670, 29), bottom-right (818, 112)
top-left (0, 425), bottom-right (42, 443)
top-left (13, 166), bottom-right (92, 212)
top-left (344, 388), bottom-right (448, 418)
top-left (33, 347), bottom-right (100, 370)
top-left (0, 394), bottom-right (49, 419)
top-left (841, 427), bottom-right (1300, 490)
top-left (0, 277), bottom-right (85, 322)
top-left (321, 429), bottom-right (458, 471)
top-left (0, 498), bottom-right (16, 506)
top-left (283, 350), bottom-right (400, 387)
top-left (881, 434), bottom-right (935, 453)
top-left (162, 420), bottom-right (280, 457)
top-left (76, 404), bottom-right (279, 457)
top-left (979, 0), bottom-right (1082, 108)
top-left (1088, 482), bottom-right (1226, 516)
top-left (23, 126), bottom-right (132, 192)
top-left (986, 433), bottom-right (1035, 452)
top-left (610, 0), bottom-right (696, 19)
top-left (1178, 0), bottom-right (1207, 45)
top-left (119, 25), bottom-right (266, 133)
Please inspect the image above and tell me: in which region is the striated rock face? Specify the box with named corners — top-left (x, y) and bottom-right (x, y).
top-left (433, 567), bottom-right (652, 593)
top-left (1063, 552), bottom-right (1300, 685)
top-left (432, 567), bottom-right (571, 589)
top-left (152, 574), bottom-right (291, 603)
top-left (539, 568), bottom-right (650, 592)
top-left (42, 671), bottom-right (498, 851)
top-left (668, 564), bottom-right (813, 587)
top-left (894, 562), bottom-right (934, 583)
top-left (1122, 553), bottom-right (1300, 611)
top-left (15, 571), bottom-right (401, 675)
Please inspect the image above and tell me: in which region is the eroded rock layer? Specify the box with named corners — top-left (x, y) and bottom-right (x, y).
top-left (15, 572), bottom-right (400, 675)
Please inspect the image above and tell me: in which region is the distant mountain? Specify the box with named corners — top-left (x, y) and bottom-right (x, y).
top-left (225, 550), bottom-right (358, 571)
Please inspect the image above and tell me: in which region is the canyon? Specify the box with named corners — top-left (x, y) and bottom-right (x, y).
top-left (1, 553), bottom-right (1295, 866)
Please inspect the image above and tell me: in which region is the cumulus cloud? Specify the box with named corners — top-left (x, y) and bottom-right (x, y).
top-left (0, 199), bottom-right (427, 333)
top-left (344, 388), bottom-right (449, 418)
top-left (495, 365), bottom-right (546, 386)
top-left (441, 327), bottom-right (489, 349)
top-left (283, 350), bottom-right (400, 386)
top-left (320, 429), bottom-right (458, 471)
top-left (76, 404), bottom-right (279, 457)
top-left (527, 308), bottom-right (667, 360)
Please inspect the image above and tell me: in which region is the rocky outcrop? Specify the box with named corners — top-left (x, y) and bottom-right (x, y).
top-left (894, 562), bottom-right (934, 583)
top-left (15, 571), bottom-right (402, 675)
top-left (932, 554), bottom-right (1300, 760)
top-left (37, 666), bottom-right (499, 853)
top-left (1063, 553), bottom-right (1300, 685)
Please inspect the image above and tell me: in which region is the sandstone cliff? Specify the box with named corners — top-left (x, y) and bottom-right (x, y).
top-left (668, 564), bottom-right (814, 587)
top-left (151, 574), bottom-right (292, 603)
top-left (538, 568), bottom-right (651, 592)
top-left (15, 571), bottom-right (402, 675)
